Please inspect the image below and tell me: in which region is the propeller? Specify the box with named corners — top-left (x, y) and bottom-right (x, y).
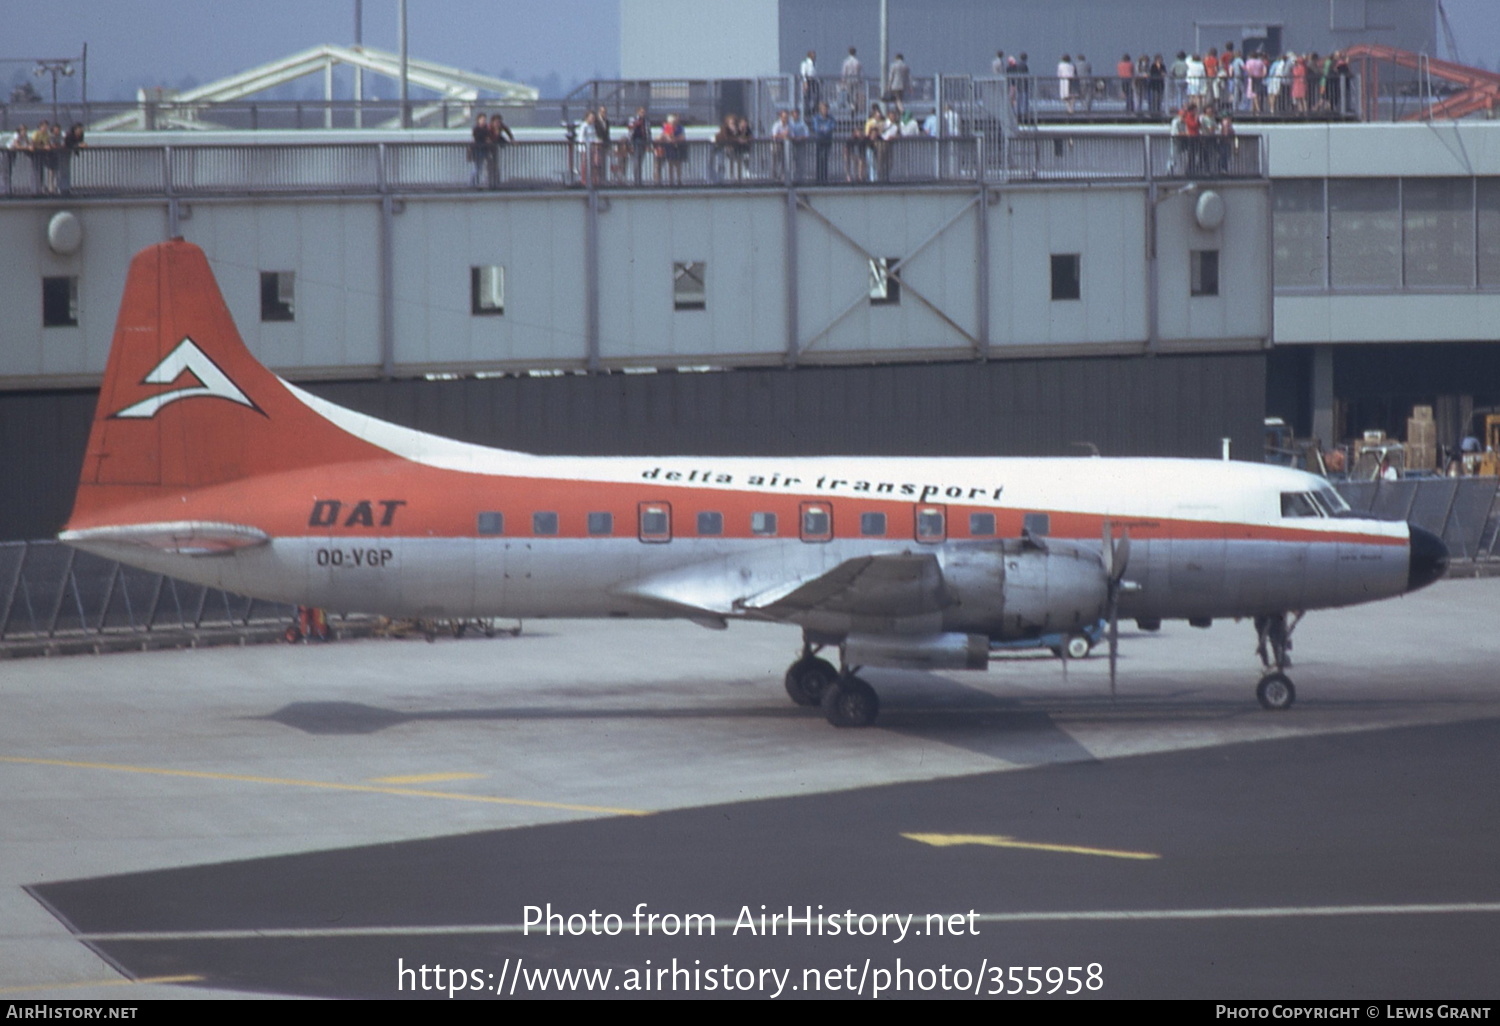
top-left (1101, 520), bottom-right (1131, 698)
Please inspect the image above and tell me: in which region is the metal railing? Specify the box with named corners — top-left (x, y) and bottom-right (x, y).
top-left (0, 133), bottom-right (1264, 200)
top-left (1, 68), bottom-right (1391, 140)
top-left (0, 540), bottom-right (292, 644)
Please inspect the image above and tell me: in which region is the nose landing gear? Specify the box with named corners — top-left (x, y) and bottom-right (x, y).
top-left (1253, 611), bottom-right (1303, 710)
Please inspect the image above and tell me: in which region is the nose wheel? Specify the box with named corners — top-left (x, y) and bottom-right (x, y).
top-left (1256, 671), bottom-right (1296, 711)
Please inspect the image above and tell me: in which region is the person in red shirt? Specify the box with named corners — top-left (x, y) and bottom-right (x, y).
top-left (1117, 54), bottom-right (1136, 112)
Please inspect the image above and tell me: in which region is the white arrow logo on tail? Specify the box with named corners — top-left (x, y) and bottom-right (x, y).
top-left (111, 337), bottom-right (260, 419)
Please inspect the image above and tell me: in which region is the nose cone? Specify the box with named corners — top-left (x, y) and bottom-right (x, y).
top-left (1407, 525), bottom-right (1448, 593)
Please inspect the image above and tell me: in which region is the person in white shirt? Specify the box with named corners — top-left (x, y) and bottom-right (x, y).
top-left (800, 50), bottom-right (818, 117)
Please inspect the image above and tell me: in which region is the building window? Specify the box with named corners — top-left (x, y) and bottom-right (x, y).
top-left (42, 276), bottom-right (78, 327)
top-left (1329, 179), bottom-right (1399, 289)
top-left (587, 512), bottom-right (613, 535)
top-left (696, 511), bottom-right (723, 536)
top-left (1191, 249), bottom-right (1220, 296)
top-left (1403, 178), bottom-right (1473, 289)
top-left (673, 261), bottom-right (705, 310)
top-left (532, 511), bottom-right (559, 536)
top-left (869, 257), bottom-right (901, 305)
top-left (969, 512), bottom-right (996, 536)
top-left (860, 512), bottom-right (887, 536)
top-left (260, 271), bottom-right (295, 321)
top-left (471, 265), bottom-right (505, 315)
top-left (1480, 179), bottom-right (1500, 288)
top-left (1273, 179), bottom-right (1327, 289)
top-left (1050, 254), bottom-right (1080, 300)
top-left (751, 512), bottom-right (778, 536)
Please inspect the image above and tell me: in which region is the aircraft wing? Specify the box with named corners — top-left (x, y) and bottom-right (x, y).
top-left (59, 521), bottom-right (271, 557)
top-left (738, 552), bottom-right (952, 619)
top-left (621, 551), bottom-right (953, 627)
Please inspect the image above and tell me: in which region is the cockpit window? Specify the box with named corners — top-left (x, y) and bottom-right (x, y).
top-left (1280, 492), bottom-right (1322, 518)
top-left (1315, 485), bottom-right (1351, 516)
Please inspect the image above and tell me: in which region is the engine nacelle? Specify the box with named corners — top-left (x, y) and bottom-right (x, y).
top-left (942, 541), bottom-right (1110, 640)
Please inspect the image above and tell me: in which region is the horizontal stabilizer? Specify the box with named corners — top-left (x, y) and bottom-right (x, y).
top-left (60, 521), bottom-right (271, 557)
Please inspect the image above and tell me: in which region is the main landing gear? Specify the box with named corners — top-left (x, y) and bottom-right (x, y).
top-left (785, 639), bottom-right (880, 727)
top-left (1253, 611), bottom-right (1303, 711)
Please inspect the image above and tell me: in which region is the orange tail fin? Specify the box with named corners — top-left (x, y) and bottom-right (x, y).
top-left (67, 240), bottom-right (381, 529)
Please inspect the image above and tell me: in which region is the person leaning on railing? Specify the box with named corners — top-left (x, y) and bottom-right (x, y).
top-left (488, 113), bottom-right (513, 188)
top-left (627, 107), bottom-right (650, 186)
top-left (3, 125), bottom-right (27, 196)
top-left (59, 123), bottom-right (83, 196)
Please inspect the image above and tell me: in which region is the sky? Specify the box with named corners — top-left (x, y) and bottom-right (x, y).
top-left (5, 0), bottom-right (624, 100)
top-left (7, 0), bottom-right (1500, 100)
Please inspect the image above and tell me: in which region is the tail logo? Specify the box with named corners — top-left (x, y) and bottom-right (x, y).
top-left (111, 337), bottom-right (263, 419)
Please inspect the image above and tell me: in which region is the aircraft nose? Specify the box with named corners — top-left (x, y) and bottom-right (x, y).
top-left (1407, 525), bottom-right (1448, 593)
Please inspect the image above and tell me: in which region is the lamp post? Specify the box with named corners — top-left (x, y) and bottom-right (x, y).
top-left (33, 59), bottom-right (75, 124)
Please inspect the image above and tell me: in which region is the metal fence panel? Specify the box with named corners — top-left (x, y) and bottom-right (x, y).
top-left (1445, 478), bottom-right (1500, 559)
top-left (170, 144), bottom-right (381, 193)
top-left (0, 540), bottom-right (293, 642)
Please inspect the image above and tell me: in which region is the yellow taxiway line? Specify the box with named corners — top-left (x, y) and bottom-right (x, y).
top-left (0, 755), bottom-right (649, 817)
top-left (903, 832), bottom-right (1160, 860)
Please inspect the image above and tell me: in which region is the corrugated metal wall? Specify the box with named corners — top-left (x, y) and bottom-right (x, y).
top-left (2, 352), bottom-right (1264, 543)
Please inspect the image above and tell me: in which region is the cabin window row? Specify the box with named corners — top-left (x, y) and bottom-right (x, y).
top-left (474, 505), bottom-right (1007, 541)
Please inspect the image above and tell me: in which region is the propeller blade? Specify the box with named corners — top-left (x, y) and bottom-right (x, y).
top-left (1108, 590), bottom-right (1119, 698)
top-left (1101, 520), bottom-right (1128, 698)
top-left (1113, 530), bottom-right (1131, 582)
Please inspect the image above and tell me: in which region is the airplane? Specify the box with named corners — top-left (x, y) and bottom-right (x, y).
top-left (61, 240), bottom-right (1449, 727)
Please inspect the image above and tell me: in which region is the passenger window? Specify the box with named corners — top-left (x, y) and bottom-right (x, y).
top-left (533, 511), bottom-right (559, 536)
top-left (860, 512), bottom-right (887, 536)
top-left (969, 512), bottom-right (996, 536)
top-left (477, 511), bottom-right (504, 536)
top-left (639, 502), bottom-right (672, 542)
top-left (1023, 512), bottom-right (1051, 537)
top-left (801, 502), bottom-right (833, 542)
top-left (915, 505), bottom-right (946, 543)
top-left (697, 511), bottom-right (724, 536)
top-left (587, 511), bottom-right (613, 535)
top-left (751, 512), bottom-right (778, 536)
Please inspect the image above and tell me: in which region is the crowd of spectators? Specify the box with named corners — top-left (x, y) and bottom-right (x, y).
top-left (3, 120), bottom-right (83, 196)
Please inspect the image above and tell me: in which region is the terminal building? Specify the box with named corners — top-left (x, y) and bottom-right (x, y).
top-left (1, 0), bottom-right (1495, 547)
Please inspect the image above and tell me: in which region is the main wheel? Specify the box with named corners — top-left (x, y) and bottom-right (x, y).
top-left (822, 676), bottom-right (880, 727)
top-left (785, 656), bottom-right (838, 706)
top-left (1256, 671), bottom-right (1296, 711)
top-left (1065, 634), bottom-right (1093, 660)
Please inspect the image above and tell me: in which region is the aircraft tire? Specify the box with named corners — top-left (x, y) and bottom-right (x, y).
top-left (1065, 634), bottom-right (1092, 660)
top-left (785, 657), bottom-right (838, 706)
top-left (822, 676), bottom-right (879, 727)
top-left (1256, 671), bottom-right (1296, 711)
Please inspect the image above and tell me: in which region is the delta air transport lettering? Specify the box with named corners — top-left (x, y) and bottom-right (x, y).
top-left (111, 337), bottom-right (262, 419)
